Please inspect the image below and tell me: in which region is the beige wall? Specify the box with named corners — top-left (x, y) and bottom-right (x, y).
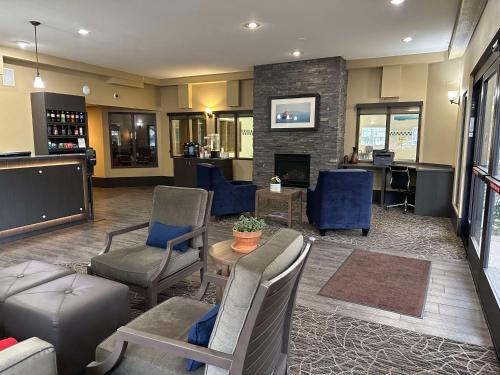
top-left (345, 59), bottom-right (462, 167)
top-left (0, 62), bottom-right (160, 155)
top-left (423, 58), bottom-right (462, 165)
top-left (453, 0), bottom-right (500, 216)
top-left (2, 48), bottom-right (470, 185)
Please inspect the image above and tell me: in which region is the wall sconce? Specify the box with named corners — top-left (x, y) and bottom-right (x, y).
top-left (448, 90), bottom-right (460, 105)
top-left (205, 107), bottom-right (213, 119)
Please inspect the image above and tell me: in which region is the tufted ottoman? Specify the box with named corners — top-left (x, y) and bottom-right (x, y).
top-left (3, 272), bottom-right (130, 375)
top-left (0, 260), bottom-right (74, 334)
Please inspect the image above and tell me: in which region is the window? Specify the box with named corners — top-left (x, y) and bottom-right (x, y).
top-left (486, 188), bottom-right (500, 297)
top-left (168, 113), bottom-right (207, 157)
top-left (356, 102), bottom-right (422, 162)
top-left (215, 111), bottom-right (253, 159)
top-left (109, 112), bottom-right (157, 168)
top-left (478, 72), bottom-right (497, 170)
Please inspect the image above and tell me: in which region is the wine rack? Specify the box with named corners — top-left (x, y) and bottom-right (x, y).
top-left (31, 92), bottom-right (89, 155)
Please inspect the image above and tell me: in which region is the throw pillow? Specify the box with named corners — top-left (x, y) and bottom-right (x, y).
top-left (186, 304), bottom-right (221, 371)
top-left (0, 337), bottom-right (17, 351)
top-left (146, 222), bottom-right (192, 252)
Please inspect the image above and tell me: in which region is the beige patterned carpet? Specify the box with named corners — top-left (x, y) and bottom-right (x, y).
top-left (212, 204), bottom-right (466, 261)
top-left (68, 264), bottom-right (500, 374)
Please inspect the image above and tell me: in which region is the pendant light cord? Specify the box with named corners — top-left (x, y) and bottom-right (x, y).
top-left (34, 24), bottom-right (39, 74)
top-left (31, 21), bottom-right (41, 75)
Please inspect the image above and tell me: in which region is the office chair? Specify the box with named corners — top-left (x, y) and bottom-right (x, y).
top-left (385, 166), bottom-right (415, 213)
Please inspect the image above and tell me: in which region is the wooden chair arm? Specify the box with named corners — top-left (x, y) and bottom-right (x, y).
top-left (117, 326), bottom-right (233, 369)
top-left (85, 326), bottom-right (233, 374)
top-left (100, 222), bottom-right (149, 255)
top-left (151, 226), bottom-right (207, 282)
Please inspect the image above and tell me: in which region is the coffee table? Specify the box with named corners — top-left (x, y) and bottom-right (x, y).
top-left (255, 187), bottom-right (303, 227)
top-left (209, 239), bottom-right (246, 301)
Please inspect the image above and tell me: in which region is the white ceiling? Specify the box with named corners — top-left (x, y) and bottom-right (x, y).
top-left (0, 0), bottom-right (460, 79)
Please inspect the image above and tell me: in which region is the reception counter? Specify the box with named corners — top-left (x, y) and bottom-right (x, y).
top-left (0, 154), bottom-right (89, 242)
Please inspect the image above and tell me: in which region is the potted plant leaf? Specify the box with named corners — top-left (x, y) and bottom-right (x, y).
top-left (270, 176), bottom-right (281, 192)
top-left (232, 215), bottom-right (266, 253)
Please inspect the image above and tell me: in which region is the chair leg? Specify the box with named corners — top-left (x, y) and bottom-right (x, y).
top-left (362, 228), bottom-right (370, 236)
top-left (145, 286), bottom-right (158, 310)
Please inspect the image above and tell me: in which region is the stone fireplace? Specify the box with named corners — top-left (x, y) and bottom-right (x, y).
top-left (275, 154), bottom-right (311, 188)
top-left (252, 57), bottom-right (347, 187)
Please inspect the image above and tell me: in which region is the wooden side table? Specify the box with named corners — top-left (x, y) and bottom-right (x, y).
top-left (255, 187), bottom-right (303, 227)
top-left (209, 240), bottom-right (245, 302)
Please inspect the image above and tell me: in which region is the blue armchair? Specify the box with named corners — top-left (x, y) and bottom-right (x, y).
top-left (307, 169), bottom-right (373, 236)
top-left (197, 163), bottom-right (257, 216)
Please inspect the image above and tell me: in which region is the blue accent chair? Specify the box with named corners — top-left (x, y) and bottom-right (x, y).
top-left (307, 169), bottom-right (373, 236)
top-left (197, 163), bottom-right (257, 216)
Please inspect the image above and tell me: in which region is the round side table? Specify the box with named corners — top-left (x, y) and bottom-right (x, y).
top-left (209, 239), bottom-right (246, 302)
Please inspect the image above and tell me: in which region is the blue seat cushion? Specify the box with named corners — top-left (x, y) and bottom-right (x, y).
top-left (146, 222), bottom-right (192, 252)
top-left (186, 304), bottom-right (221, 371)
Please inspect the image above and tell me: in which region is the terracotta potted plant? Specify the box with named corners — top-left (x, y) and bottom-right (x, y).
top-left (270, 176), bottom-right (281, 192)
top-left (232, 215), bottom-right (266, 253)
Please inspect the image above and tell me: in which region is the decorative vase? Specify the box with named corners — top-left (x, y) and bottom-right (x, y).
top-left (270, 183), bottom-right (281, 192)
top-left (232, 230), bottom-right (263, 253)
top-left (349, 147), bottom-right (359, 164)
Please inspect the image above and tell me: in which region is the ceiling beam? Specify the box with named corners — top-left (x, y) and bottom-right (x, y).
top-left (0, 45), bottom-right (161, 86)
top-left (448, 0), bottom-right (488, 59)
top-left (346, 51), bottom-right (447, 70)
top-left (160, 71), bottom-right (253, 86)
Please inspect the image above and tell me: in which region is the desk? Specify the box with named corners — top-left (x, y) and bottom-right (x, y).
top-left (340, 162), bottom-right (454, 217)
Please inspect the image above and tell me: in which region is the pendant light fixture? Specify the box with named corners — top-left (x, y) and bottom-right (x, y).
top-left (30, 20), bottom-right (45, 89)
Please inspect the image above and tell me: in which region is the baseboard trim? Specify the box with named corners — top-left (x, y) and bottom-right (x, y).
top-left (92, 176), bottom-right (174, 188)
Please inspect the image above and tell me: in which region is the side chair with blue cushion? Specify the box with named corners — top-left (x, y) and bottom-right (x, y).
top-left (90, 186), bottom-right (213, 310)
top-left (307, 169), bottom-right (373, 236)
top-left (197, 163), bottom-right (257, 216)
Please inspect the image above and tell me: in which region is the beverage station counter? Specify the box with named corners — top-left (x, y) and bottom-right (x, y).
top-left (0, 154), bottom-right (90, 242)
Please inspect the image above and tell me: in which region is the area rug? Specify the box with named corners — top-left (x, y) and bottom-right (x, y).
top-left (319, 249), bottom-right (431, 317)
top-left (63, 263), bottom-right (500, 374)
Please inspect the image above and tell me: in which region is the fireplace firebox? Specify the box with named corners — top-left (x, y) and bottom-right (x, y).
top-left (274, 154), bottom-right (311, 188)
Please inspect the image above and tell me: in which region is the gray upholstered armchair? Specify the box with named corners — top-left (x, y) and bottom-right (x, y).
top-left (0, 337), bottom-right (58, 375)
top-left (86, 229), bottom-right (315, 375)
top-left (89, 186), bottom-right (213, 309)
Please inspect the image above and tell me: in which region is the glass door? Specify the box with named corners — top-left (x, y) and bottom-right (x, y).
top-left (466, 57), bottom-right (500, 356)
top-left (468, 67), bottom-right (498, 276)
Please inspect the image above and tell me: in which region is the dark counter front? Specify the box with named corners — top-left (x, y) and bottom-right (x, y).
top-left (0, 154), bottom-right (89, 242)
top-left (174, 157), bottom-right (233, 187)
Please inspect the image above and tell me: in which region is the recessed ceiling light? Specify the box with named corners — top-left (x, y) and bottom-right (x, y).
top-left (291, 50), bottom-right (302, 57)
top-left (243, 21), bottom-right (260, 29)
top-left (390, 0), bottom-right (405, 5)
top-left (402, 36), bottom-right (413, 43)
top-left (16, 41), bottom-right (30, 49)
top-left (78, 29), bottom-right (90, 36)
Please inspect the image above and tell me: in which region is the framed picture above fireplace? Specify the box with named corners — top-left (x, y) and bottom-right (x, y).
top-left (269, 94), bottom-right (320, 131)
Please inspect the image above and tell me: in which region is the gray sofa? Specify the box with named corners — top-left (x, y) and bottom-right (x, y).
top-left (0, 337), bottom-right (57, 375)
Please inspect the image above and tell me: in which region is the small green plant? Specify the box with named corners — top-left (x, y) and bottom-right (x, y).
top-left (233, 215), bottom-right (266, 232)
top-left (270, 176), bottom-right (281, 184)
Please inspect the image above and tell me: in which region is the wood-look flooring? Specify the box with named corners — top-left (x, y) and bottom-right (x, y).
top-left (0, 187), bottom-right (493, 348)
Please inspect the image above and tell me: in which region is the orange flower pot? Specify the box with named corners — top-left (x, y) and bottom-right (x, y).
top-left (231, 230), bottom-right (263, 253)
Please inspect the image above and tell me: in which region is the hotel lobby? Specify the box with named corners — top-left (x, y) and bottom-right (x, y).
top-left (0, 0), bottom-right (500, 374)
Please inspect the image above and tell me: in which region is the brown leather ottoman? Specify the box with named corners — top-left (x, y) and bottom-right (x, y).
top-left (3, 273), bottom-right (130, 375)
top-left (0, 260), bottom-right (74, 334)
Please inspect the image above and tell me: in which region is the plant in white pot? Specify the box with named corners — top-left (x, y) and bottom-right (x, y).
top-left (232, 215), bottom-right (266, 253)
top-left (270, 176), bottom-right (281, 192)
